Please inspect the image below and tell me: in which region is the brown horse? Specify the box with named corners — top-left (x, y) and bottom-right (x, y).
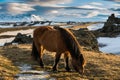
top-left (31, 26), bottom-right (85, 74)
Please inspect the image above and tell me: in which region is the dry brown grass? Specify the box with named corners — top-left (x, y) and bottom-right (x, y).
top-left (0, 44), bottom-right (120, 80)
top-left (70, 23), bottom-right (95, 30)
top-left (84, 51), bottom-right (120, 79)
top-left (0, 47), bottom-right (19, 80)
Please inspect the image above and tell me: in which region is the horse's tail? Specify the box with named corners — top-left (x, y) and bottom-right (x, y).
top-left (54, 26), bottom-right (81, 58)
top-left (31, 41), bottom-right (39, 61)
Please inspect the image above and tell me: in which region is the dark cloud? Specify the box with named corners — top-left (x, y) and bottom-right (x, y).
top-left (64, 7), bottom-right (97, 10)
top-left (104, 0), bottom-right (120, 2)
top-left (110, 8), bottom-right (120, 11)
top-left (0, 3), bottom-right (8, 14)
top-left (8, 0), bottom-right (72, 6)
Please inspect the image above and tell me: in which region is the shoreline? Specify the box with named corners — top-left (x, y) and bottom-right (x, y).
top-left (0, 23), bottom-right (120, 55)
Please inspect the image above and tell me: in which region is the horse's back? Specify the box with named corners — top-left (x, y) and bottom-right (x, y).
top-left (33, 26), bottom-right (52, 37)
top-left (33, 26), bottom-right (67, 52)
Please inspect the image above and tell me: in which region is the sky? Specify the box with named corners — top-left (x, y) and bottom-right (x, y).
top-left (0, 0), bottom-right (120, 22)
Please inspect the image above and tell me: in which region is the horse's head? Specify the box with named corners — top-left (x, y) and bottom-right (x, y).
top-left (72, 54), bottom-right (85, 74)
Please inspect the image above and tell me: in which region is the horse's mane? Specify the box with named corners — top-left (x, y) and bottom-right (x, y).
top-left (54, 26), bottom-right (82, 59)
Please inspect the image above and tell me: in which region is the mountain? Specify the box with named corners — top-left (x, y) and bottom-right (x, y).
top-left (0, 14), bottom-right (46, 22)
top-left (29, 14), bottom-right (45, 22)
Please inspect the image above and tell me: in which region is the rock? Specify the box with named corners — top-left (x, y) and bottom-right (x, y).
top-left (92, 14), bottom-right (120, 37)
top-left (101, 14), bottom-right (120, 33)
top-left (71, 28), bottom-right (99, 51)
top-left (12, 33), bottom-right (32, 44)
top-left (4, 42), bottom-right (12, 46)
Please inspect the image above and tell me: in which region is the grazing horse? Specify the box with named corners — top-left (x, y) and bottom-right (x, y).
top-left (31, 26), bottom-right (85, 74)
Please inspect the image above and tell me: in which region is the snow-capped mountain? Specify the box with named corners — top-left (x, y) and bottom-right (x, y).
top-left (0, 14), bottom-right (46, 22)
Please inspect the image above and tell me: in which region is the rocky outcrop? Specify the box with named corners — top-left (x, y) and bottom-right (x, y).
top-left (12, 33), bottom-right (32, 44)
top-left (101, 14), bottom-right (120, 33)
top-left (93, 14), bottom-right (120, 37)
top-left (4, 33), bottom-right (32, 46)
top-left (71, 28), bottom-right (99, 51)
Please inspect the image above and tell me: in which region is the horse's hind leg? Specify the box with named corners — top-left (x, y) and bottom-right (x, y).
top-left (52, 52), bottom-right (61, 71)
top-left (64, 52), bottom-right (70, 71)
top-left (37, 45), bottom-right (44, 68)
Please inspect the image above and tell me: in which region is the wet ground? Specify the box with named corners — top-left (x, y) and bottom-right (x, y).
top-left (15, 64), bottom-right (56, 80)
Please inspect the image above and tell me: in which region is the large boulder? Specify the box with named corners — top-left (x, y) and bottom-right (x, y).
top-left (12, 33), bottom-right (32, 44)
top-left (71, 28), bottom-right (99, 51)
top-left (4, 33), bottom-right (32, 46)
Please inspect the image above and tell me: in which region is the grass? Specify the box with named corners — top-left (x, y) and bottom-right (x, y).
top-left (70, 23), bottom-right (94, 30)
top-left (0, 24), bottom-right (120, 79)
top-left (0, 44), bottom-right (120, 80)
top-left (0, 48), bottom-right (19, 80)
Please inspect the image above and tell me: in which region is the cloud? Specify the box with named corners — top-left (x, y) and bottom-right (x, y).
top-left (77, 5), bottom-right (106, 10)
top-left (0, 0), bottom-right (119, 22)
top-left (45, 8), bottom-right (100, 20)
top-left (50, 10), bottom-right (58, 14)
top-left (14, 0), bottom-right (72, 7)
top-left (113, 4), bottom-right (120, 7)
top-left (36, 0), bottom-right (72, 6)
top-left (104, 0), bottom-right (120, 2)
top-left (86, 11), bottom-right (100, 18)
top-left (89, 2), bottom-right (103, 6)
top-left (7, 3), bottom-right (35, 15)
top-left (0, 6), bottom-right (2, 9)
top-left (4, 0), bottom-right (72, 15)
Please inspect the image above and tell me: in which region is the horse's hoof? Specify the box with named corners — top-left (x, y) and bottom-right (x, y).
top-left (39, 63), bottom-right (44, 68)
top-left (40, 65), bottom-right (44, 68)
top-left (52, 69), bottom-right (58, 73)
top-left (52, 69), bottom-right (57, 71)
top-left (65, 67), bottom-right (71, 72)
top-left (52, 67), bottom-right (57, 72)
top-left (41, 66), bottom-right (44, 68)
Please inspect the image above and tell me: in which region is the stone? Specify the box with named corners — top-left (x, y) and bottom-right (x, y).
top-left (101, 13), bottom-right (120, 33)
top-left (12, 33), bottom-right (32, 44)
top-left (71, 28), bottom-right (99, 51)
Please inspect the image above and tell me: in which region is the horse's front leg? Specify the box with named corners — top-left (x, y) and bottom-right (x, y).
top-left (64, 52), bottom-right (70, 71)
top-left (52, 52), bottom-right (61, 71)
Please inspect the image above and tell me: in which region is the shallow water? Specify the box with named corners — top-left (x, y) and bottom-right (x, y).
top-left (0, 37), bottom-right (15, 46)
top-left (88, 23), bottom-right (120, 54)
top-left (87, 23), bottom-right (104, 30)
top-left (0, 29), bottom-right (33, 36)
top-left (15, 64), bottom-right (55, 80)
top-left (97, 37), bottom-right (120, 54)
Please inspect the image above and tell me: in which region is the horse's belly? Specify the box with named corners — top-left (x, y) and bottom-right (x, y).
top-left (43, 44), bottom-right (57, 52)
top-left (41, 41), bottom-right (67, 52)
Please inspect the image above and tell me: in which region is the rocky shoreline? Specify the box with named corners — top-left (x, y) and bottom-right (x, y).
top-left (3, 27), bottom-right (99, 52)
top-left (1, 14), bottom-right (120, 53)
